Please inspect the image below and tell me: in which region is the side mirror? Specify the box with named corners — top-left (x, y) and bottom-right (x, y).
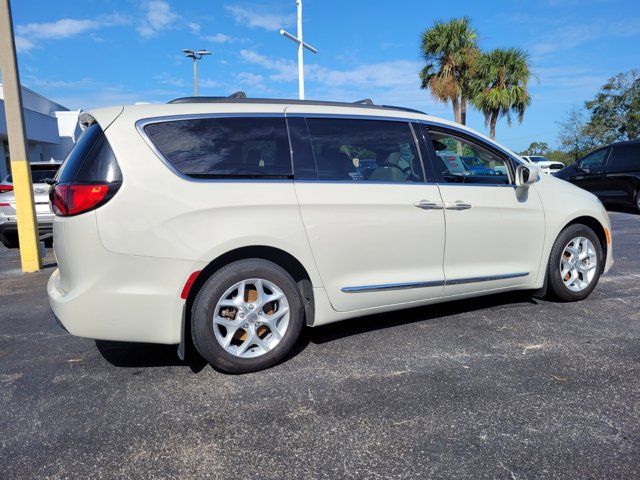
top-left (515, 164), bottom-right (539, 187)
top-left (582, 167), bottom-right (591, 175)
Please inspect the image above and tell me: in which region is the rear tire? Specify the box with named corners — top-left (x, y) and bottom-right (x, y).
top-left (191, 259), bottom-right (304, 374)
top-left (635, 190), bottom-right (640, 213)
top-left (0, 232), bottom-right (18, 249)
top-left (546, 224), bottom-right (603, 302)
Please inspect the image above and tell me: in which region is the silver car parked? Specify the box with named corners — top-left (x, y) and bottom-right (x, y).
top-left (0, 161), bottom-right (61, 248)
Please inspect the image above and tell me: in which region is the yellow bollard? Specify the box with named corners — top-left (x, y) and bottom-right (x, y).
top-left (0, 0), bottom-right (41, 272)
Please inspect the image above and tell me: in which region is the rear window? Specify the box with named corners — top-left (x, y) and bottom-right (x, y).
top-left (143, 117), bottom-right (292, 179)
top-left (56, 123), bottom-right (122, 184)
top-left (607, 144), bottom-right (640, 172)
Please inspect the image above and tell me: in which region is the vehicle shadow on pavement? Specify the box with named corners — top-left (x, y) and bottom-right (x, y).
top-left (606, 206), bottom-right (638, 215)
top-left (95, 340), bottom-right (207, 372)
top-left (94, 292), bottom-right (539, 373)
top-left (306, 291), bottom-right (538, 345)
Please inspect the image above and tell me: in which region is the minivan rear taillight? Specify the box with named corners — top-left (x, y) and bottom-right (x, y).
top-left (0, 185), bottom-right (13, 193)
top-left (50, 122), bottom-right (122, 217)
top-left (50, 183), bottom-right (120, 217)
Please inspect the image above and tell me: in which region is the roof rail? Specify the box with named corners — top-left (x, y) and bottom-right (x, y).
top-left (353, 98), bottom-right (374, 105)
top-left (166, 94), bottom-right (426, 114)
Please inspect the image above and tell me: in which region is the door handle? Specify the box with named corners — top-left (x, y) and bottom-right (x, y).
top-left (413, 200), bottom-right (444, 210)
top-left (444, 201), bottom-right (472, 210)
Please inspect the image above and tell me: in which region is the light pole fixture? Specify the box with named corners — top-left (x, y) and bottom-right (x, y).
top-left (279, 0), bottom-right (317, 100)
top-left (182, 48), bottom-right (211, 96)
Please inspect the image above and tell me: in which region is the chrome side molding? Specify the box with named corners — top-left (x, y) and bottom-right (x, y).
top-left (341, 272), bottom-right (529, 293)
top-left (445, 272), bottom-right (529, 285)
top-left (341, 280), bottom-right (445, 293)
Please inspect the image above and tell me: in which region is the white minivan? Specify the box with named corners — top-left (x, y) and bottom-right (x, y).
top-left (48, 96), bottom-right (613, 373)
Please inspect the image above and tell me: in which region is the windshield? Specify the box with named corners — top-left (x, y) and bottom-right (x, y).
top-left (528, 156), bottom-right (548, 163)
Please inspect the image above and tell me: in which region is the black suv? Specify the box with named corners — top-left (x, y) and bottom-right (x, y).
top-left (555, 140), bottom-right (640, 212)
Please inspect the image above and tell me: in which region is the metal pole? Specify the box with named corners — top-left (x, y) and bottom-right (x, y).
top-left (296, 0), bottom-right (304, 100)
top-left (0, 0), bottom-right (41, 272)
top-left (193, 58), bottom-right (198, 96)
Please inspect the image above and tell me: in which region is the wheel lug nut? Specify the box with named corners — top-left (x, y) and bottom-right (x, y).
top-left (248, 304), bottom-right (254, 310)
top-left (243, 324), bottom-right (249, 329)
top-left (239, 313), bottom-right (245, 318)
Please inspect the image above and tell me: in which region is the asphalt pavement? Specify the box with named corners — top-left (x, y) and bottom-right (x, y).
top-left (0, 210), bottom-right (638, 479)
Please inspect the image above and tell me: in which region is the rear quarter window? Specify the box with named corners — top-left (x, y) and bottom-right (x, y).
top-left (607, 144), bottom-right (640, 173)
top-left (142, 117), bottom-right (293, 179)
top-left (56, 123), bottom-right (122, 184)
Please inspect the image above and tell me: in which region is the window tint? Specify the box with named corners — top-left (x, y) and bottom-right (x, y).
top-left (428, 131), bottom-right (510, 184)
top-left (144, 117), bottom-right (292, 179)
top-left (56, 123), bottom-right (122, 184)
top-left (579, 149), bottom-right (608, 170)
top-left (302, 118), bottom-right (424, 183)
top-left (607, 144), bottom-right (640, 172)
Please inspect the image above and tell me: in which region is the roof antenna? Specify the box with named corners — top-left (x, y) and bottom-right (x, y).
top-left (228, 91), bottom-right (247, 99)
top-left (353, 98), bottom-right (374, 105)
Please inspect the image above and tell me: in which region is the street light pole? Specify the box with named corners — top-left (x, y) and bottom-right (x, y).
top-left (182, 49), bottom-right (211, 96)
top-left (0, 0), bottom-right (41, 272)
top-left (280, 0), bottom-right (317, 100)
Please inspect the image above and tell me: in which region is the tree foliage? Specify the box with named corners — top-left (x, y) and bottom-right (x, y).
top-left (470, 48), bottom-right (532, 140)
top-left (557, 106), bottom-right (597, 162)
top-left (419, 17), bottom-right (479, 125)
top-left (584, 69), bottom-right (640, 144)
top-left (518, 142), bottom-right (570, 164)
top-left (520, 141), bottom-right (549, 156)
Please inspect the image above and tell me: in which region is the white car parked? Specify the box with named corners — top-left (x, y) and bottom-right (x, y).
top-left (521, 155), bottom-right (565, 175)
top-left (48, 96), bottom-right (613, 373)
top-left (0, 161), bottom-right (61, 248)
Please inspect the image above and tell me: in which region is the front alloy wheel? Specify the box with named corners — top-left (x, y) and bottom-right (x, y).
top-left (546, 224), bottom-right (603, 302)
top-left (559, 237), bottom-right (598, 292)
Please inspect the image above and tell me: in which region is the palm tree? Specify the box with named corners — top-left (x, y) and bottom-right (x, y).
top-left (419, 17), bottom-right (479, 125)
top-left (470, 48), bottom-right (532, 140)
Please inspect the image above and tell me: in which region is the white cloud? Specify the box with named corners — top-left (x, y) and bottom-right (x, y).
top-left (137, 0), bottom-right (179, 38)
top-left (15, 15), bottom-right (128, 52)
top-left (237, 72), bottom-right (265, 87)
top-left (531, 20), bottom-right (640, 57)
top-left (239, 49), bottom-right (421, 89)
top-left (17, 18), bottom-right (101, 39)
top-left (187, 22), bottom-right (201, 34)
top-left (225, 5), bottom-right (294, 30)
top-left (199, 78), bottom-right (221, 88)
top-left (239, 49), bottom-right (297, 81)
top-left (205, 33), bottom-right (233, 44)
top-left (155, 73), bottom-right (186, 88)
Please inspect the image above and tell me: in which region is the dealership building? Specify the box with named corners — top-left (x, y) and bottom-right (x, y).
top-left (0, 84), bottom-right (80, 179)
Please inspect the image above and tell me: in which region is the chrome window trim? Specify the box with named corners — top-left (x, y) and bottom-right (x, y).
top-left (286, 112), bottom-right (418, 123)
top-left (135, 113), bottom-right (294, 184)
top-left (342, 272), bottom-right (529, 293)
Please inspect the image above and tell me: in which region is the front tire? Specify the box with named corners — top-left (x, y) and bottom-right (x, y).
top-left (546, 224), bottom-right (603, 302)
top-left (191, 259), bottom-right (304, 374)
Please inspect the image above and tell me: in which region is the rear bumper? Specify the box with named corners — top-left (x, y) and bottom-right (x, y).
top-left (47, 214), bottom-right (206, 345)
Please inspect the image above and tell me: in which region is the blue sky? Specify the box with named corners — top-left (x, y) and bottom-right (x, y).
top-left (9, 0), bottom-right (640, 151)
